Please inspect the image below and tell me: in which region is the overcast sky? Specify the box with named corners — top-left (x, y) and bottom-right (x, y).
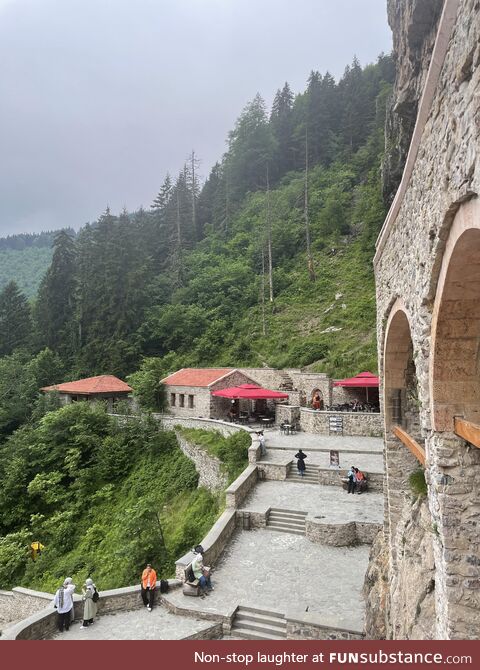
top-left (0, 0), bottom-right (392, 237)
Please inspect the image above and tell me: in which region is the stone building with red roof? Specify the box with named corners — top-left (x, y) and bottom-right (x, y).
top-left (41, 375), bottom-right (133, 411)
top-left (161, 368), bottom-right (257, 419)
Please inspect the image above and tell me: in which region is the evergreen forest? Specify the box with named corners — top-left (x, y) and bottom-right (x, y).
top-left (0, 54), bottom-right (394, 593)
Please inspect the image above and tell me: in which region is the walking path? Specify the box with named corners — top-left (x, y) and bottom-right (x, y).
top-left (165, 528), bottom-right (370, 632)
top-left (260, 431), bottom-right (384, 473)
top-left (241, 480), bottom-right (383, 524)
top-left (52, 604), bottom-right (217, 640)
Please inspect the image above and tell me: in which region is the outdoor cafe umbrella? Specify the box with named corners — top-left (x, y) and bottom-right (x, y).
top-left (211, 384), bottom-right (289, 400)
top-left (332, 371), bottom-right (379, 402)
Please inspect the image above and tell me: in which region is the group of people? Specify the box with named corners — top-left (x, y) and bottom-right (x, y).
top-left (346, 466), bottom-right (367, 494)
top-left (53, 577), bottom-right (98, 632)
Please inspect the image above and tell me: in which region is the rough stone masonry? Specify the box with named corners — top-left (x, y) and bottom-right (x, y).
top-left (371, 0), bottom-right (480, 640)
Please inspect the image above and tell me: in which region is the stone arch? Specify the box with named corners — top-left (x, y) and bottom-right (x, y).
top-left (383, 300), bottom-right (420, 436)
top-left (431, 199), bottom-right (480, 431)
top-left (311, 388), bottom-right (324, 410)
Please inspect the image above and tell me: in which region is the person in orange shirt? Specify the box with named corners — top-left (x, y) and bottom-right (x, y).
top-left (141, 563), bottom-right (157, 611)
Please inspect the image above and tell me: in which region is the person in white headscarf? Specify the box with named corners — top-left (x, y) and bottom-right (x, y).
top-left (53, 577), bottom-right (76, 632)
top-left (81, 578), bottom-right (98, 628)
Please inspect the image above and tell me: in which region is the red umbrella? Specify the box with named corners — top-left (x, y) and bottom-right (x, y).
top-left (211, 384), bottom-right (289, 400)
top-left (333, 371), bottom-right (378, 403)
top-left (333, 371), bottom-right (379, 387)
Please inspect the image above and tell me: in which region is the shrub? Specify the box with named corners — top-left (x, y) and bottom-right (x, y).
top-left (409, 469), bottom-right (427, 497)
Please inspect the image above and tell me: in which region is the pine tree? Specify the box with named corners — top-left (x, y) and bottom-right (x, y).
top-left (0, 281), bottom-right (32, 356)
top-left (34, 229), bottom-right (77, 355)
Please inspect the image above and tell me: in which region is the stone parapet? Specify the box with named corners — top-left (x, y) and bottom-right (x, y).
top-left (306, 518), bottom-right (381, 547)
top-left (300, 409), bottom-right (383, 437)
top-left (175, 509), bottom-right (237, 581)
top-left (225, 465), bottom-right (258, 508)
top-left (1, 581), bottom-right (182, 639)
top-left (285, 609), bottom-right (364, 640)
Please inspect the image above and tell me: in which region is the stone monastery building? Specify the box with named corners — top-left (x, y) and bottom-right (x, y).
top-left (373, 0), bottom-right (480, 640)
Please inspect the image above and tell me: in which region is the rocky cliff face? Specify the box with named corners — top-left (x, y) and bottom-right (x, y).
top-left (382, 0), bottom-right (444, 205)
top-left (364, 497), bottom-right (436, 639)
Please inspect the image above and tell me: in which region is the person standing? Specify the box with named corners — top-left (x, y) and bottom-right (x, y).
top-left (141, 563), bottom-right (157, 611)
top-left (258, 431), bottom-right (266, 457)
top-left (347, 465), bottom-right (357, 494)
top-left (53, 577), bottom-right (76, 632)
top-left (295, 449), bottom-right (307, 477)
top-left (80, 578), bottom-right (98, 628)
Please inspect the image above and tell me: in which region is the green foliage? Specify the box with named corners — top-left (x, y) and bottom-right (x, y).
top-left (176, 427), bottom-right (250, 483)
top-left (409, 469), bottom-right (428, 498)
top-left (0, 280), bottom-right (32, 356)
top-left (0, 247), bottom-right (53, 298)
top-left (0, 403), bottom-right (221, 590)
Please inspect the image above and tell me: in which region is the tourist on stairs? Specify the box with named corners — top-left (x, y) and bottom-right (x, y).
top-left (141, 563), bottom-right (157, 611)
top-left (80, 578), bottom-right (98, 628)
top-left (295, 449), bottom-right (307, 477)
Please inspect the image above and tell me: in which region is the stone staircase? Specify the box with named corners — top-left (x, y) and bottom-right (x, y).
top-left (287, 462), bottom-right (319, 484)
top-left (266, 508), bottom-right (307, 535)
top-left (231, 605), bottom-right (287, 640)
top-left (278, 371), bottom-right (295, 391)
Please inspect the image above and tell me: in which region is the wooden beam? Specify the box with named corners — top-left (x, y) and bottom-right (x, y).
top-left (393, 425), bottom-right (426, 465)
top-left (454, 417), bottom-right (480, 449)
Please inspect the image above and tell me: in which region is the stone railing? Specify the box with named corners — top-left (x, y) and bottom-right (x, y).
top-left (1, 580), bottom-right (182, 640)
top-left (175, 509), bottom-right (237, 581)
top-left (225, 464), bottom-right (258, 508)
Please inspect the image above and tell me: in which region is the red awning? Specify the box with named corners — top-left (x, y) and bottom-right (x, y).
top-left (333, 371), bottom-right (379, 388)
top-left (211, 384), bottom-right (289, 400)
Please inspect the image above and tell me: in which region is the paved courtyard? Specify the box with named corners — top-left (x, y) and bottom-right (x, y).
top-left (165, 528), bottom-right (370, 632)
top-left (258, 431), bottom-right (384, 473)
top-left (52, 604), bottom-right (216, 640)
top-left (241, 480), bottom-right (383, 524)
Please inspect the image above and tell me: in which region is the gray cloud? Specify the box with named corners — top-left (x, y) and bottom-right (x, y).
top-left (0, 0), bottom-right (391, 236)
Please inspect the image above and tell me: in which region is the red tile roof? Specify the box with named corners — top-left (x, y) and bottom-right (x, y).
top-left (41, 375), bottom-right (133, 395)
top-left (161, 368), bottom-right (235, 387)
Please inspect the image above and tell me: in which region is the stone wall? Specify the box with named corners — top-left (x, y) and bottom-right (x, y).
top-left (225, 465), bottom-right (258, 508)
top-left (306, 519), bottom-right (381, 547)
top-left (175, 509), bottom-right (237, 581)
top-left (285, 613), bottom-right (363, 640)
top-left (174, 432), bottom-right (228, 491)
top-left (0, 588), bottom-right (52, 633)
top-left (2, 580), bottom-right (182, 639)
top-left (374, 0), bottom-right (480, 640)
top-left (300, 409), bottom-right (383, 437)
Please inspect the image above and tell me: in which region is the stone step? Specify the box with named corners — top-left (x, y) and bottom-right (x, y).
top-left (266, 522), bottom-right (305, 535)
top-left (289, 463), bottom-right (319, 471)
top-left (287, 475), bottom-right (318, 483)
top-left (235, 614), bottom-right (286, 632)
top-left (270, 507), bottom-right (307, 519)
top-left (235, 618), bottom-right (286, 635)
top-left (237, 605), bottom-right (285, 619)
top-left (232, 606), bottom-right (287, 640)
top-left (231, 627), bottom-right (286, 641)
top-left (235, 610), bottom-right (287, 628)
top-left (268, 514), bottom-right (306, 527)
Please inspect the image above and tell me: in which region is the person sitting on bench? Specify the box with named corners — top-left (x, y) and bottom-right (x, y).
top-left (192, 549), bottom-right (213, 595)
top-left (354, 468), bottom-right (367, 494)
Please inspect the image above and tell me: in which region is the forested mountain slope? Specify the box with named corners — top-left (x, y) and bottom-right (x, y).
top-left (0, 55), bottom-right (393, 591)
